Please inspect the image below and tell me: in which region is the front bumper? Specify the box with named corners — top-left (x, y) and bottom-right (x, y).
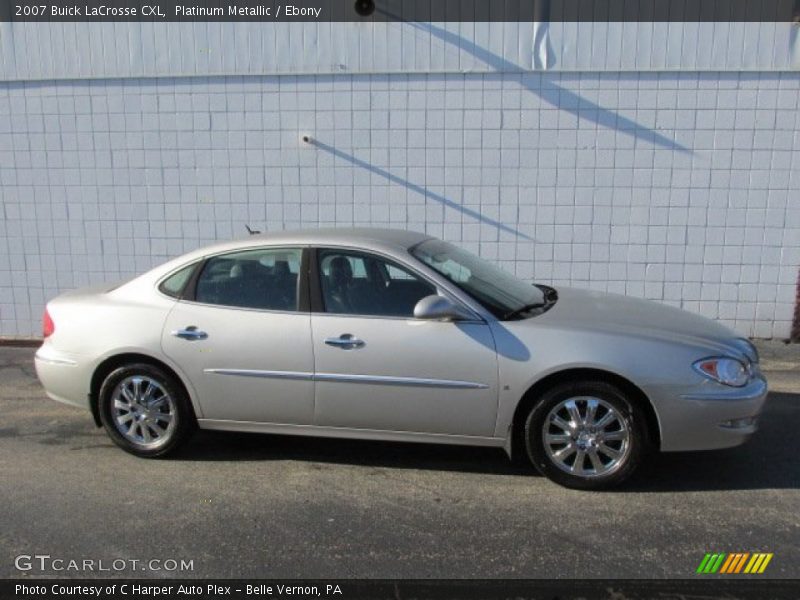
top-left (650, 375), bottom-right (768, 452)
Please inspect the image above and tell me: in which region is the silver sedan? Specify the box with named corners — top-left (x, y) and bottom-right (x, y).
top-left (35, 228), bottom-right (768, 489)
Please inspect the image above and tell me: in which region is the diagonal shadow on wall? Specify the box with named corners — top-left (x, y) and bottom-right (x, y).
top-left (307, 138), bottom-right (533, 241)
top-left (411, 22), bottom-right (691, 154)
top-left (309, 21), bottom-right (689, 240)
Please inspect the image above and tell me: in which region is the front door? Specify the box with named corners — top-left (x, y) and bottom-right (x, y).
top-left (161, 247), bottom-right (314, 424)
top-left (310, 248), bottom-right (499, 437)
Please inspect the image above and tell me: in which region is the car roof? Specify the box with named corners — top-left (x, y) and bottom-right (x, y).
top-left (250, 227), bottom-right (433, 249)
top-left (139, 227), bottom-right (436, 283)
top-left (192, 227), bottom-right (435, 257)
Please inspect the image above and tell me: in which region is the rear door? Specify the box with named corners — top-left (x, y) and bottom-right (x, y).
top-left (161, 246), bottom-right (315, 424)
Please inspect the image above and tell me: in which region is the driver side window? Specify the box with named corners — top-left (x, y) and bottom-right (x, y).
top-left (318, 250), bottom-right (435, 318)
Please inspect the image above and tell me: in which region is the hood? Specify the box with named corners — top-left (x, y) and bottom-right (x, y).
top-left (534, 287), bottom-right (740, 350)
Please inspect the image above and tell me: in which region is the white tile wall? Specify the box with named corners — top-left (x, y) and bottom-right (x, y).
top-left (2, 22), bottom-right (798, 81)
top-left (0, 71), bottom-right (798, 338)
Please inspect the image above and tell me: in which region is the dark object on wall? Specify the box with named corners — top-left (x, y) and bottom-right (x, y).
top-left (354, 0), bottom-right (375, 17)
top-left (792, 268), bottom-right (800, 342)
top-left (0, 338), bottom-right (41, 347)
top-left (533, 0), bottom-right (550, 21)
top-left (245, 225), bottom-right (261, 235)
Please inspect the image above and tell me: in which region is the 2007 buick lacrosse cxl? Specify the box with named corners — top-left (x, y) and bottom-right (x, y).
top-left (35, 228), bottom-right (767, 489)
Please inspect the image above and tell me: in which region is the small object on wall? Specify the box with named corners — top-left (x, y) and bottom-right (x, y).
top-left (245, 225), bottom-right (261, 235)
top-left (354, 0), bottom-right (375, 17)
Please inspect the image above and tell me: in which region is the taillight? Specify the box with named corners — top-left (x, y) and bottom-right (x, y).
top-left (43, 308), bottom-right (55, 338)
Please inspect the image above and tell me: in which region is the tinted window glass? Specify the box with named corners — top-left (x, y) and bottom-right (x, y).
top-left (196, 248), bottom-right (302, 311)
top-left (411, 239), bottom-right (544, 318)
top-left (319, 250), bottom-right (435, 317)
top-left (159, 263), bottom-right (197, 298)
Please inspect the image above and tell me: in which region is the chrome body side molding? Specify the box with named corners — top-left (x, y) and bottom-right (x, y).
top-left (204, 368), bottom-right (312, 381)
top-left (204, 368), bottom-right (488, 389)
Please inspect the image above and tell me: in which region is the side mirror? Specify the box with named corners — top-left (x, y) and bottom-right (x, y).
top-left (413, 295), bottom-right (474, 321)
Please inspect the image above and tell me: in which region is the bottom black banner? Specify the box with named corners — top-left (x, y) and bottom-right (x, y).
top-left (3, 579), bottom-right (799, 600)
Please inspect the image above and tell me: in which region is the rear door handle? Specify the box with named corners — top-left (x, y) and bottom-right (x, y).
top-left (171, 326), bottom-right (208, 341)
top-left (324, 334), bottom-right (365, 349)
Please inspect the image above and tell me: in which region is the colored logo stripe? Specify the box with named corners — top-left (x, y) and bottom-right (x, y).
top-left (697, 553), bottom-right (773, 574)
top-left (733, 553), bottom-right (751, 573)
top-left (720, 553), bottom-right (749, 573)
top-left (696, 553), bottom-right (713, 573)
top-left (697, 553), bottom-right (726, 573)
top-left (719, 553), bottom-right (737, 573)
top-left (744, 553), bottom-right (774, 574)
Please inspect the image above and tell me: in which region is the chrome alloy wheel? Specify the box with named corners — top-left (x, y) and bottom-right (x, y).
top-left (542, 396), bottom-right (630, 478)
top-left (112, 376), bottom-right (176, 449)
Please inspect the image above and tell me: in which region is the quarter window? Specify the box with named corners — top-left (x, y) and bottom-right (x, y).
top-left (195, 248), bottom-right (302, 311)
top-left (318, 250), bottom-right (435, 317)
top-left (159, 263), bottom-right (197, 298)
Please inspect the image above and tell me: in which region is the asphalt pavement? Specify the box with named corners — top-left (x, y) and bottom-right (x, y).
top-left (0, 342), bottom-right (798, 579)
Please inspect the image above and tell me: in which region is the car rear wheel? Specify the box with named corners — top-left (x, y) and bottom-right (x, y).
top-left (98, 363), bottom-right (195, 457)
top-left (524, 380), bottom-right (648, 490)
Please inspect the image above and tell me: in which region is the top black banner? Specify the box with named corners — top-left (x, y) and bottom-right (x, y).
top-left (3, 0), bottom-right (800, 22)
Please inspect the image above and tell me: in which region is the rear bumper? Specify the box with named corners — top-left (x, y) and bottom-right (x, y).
top-left (650, 376), bottom-right (768, 452)
top-left (34, 344), bottom-right (92, 410)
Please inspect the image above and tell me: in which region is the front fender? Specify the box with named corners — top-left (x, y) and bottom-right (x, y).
top-left (490, 321), bottom-right (714, 441)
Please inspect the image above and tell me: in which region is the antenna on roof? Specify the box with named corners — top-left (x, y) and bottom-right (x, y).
top-left (245, 225), bottom-right (261, 235)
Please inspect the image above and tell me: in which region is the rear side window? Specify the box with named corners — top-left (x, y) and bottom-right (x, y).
top-left (158, 263), bottom-right (197, 298)
top-left (195, 248), bottom-right (302, 311)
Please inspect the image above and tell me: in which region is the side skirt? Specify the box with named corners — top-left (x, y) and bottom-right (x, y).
top-left (197, 419), bottom-right (507, 449)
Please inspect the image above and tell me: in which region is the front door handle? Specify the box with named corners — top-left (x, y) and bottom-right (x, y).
top-left (171, 326), bottom-right (208, 341)
top-left (324, 334), bottom-right (365, 349)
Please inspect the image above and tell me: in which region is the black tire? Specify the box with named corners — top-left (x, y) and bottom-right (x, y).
top-left (524, 380), bottom-right (649, 490)
top-left (98, 363), bottom-right (195, 457)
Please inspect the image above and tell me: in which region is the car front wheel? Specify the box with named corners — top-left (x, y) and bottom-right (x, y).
top-left (98, 363), bottom-right (195, 457)
top-left (524, 380), bottom-right (649, 490)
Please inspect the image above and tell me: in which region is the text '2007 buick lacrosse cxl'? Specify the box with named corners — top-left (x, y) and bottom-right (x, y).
top-left (35, 228), bottom-right (767, 489)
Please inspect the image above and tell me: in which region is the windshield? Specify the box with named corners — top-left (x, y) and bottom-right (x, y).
top-left (411, 239), bottom-right (546, 319)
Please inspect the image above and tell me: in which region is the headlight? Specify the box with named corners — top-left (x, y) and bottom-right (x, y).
top-left (693, 357), bottom-right (750, 387)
